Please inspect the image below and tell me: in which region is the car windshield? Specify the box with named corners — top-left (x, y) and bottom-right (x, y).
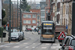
top-left (11, 33), bottom-right (18, 36)
top-left (71, 40), bottom-right (75, 46)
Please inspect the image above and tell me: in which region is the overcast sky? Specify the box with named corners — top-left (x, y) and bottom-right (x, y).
top-left (11, 0), bottom-right (41, 3)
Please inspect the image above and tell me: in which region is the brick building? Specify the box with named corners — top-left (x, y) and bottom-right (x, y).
top-left (30, 9), bottom-right (41, 26)
top-left (45, 0), bottom-right (50, 20)
top-left (22, 12), bottom-right (38, 30)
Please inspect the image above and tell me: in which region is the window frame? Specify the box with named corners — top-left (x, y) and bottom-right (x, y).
top-left (32, 20), bottom-right (36, 24)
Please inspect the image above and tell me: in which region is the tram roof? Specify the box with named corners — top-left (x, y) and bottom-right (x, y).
top-left (42, 21), bottom-right (54, 23)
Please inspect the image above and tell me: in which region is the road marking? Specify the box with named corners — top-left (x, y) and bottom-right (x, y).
top-left (46, 44), bottom-right (50, 45)
top-left (0, 43), bottom-right (13, 47)
top-left (33, 43), bottom-right (35, 44)
top-left (13, 46), bottom-right (19, 48)
top-left (5, 46), bottom-right (10, 47)
top-left (32, 47), bottom-right (35, 48)
top-left (53, 44), bottom-right (58, 46)
top-left (41, 47), bottom-right (47, 49)
top-left (25, 46), bottom-right (29, 48)
top-left (51, 46), bottom-right (57, 49)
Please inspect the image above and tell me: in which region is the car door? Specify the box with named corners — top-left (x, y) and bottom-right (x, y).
top-left (64, 38), bottom-right (70, 50)
top-left (62, 38), bottom-right (69, 50)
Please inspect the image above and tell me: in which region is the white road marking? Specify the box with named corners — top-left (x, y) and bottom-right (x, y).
top-left (5, 46), bottom-right (10, 47)
top-left (53, 44), bottom-right (57, 45)
top-left (51, 46), bottom-right (57, 49)
top-left (25, 46), bottom-right (29, 48)
top-left (46, 44), bottom-right (50, 45)
top-left (32, 47), bottom-right (35, 48)
top-left (13, 46), bottom-right (19, 48)
top-left (41, 47), bottom-right (47, 49)
top-left (0, 43), bottom-right (13, 48)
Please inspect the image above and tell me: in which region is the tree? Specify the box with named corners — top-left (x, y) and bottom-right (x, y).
top-left (2, 9), bottom-right (7, 25)
top-left (20, 0), bottom-right (28, 11)
top-left (26, 5), bottom-right (31, 12)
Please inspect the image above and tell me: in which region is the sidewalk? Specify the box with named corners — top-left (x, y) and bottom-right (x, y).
top-left (0, 30), bottom-right (8, 45)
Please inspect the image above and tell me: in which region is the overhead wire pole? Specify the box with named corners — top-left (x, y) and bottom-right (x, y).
top-left (12, 2), bottom-right (13, 30)
top-left (20, 0), bottom-right (22, 32)
top-left (17, 0), bottom-right (18, 30)
top-left (9, 0), bottom-right (11, 43)
top-left (72, 0), bottom-right (75, 35)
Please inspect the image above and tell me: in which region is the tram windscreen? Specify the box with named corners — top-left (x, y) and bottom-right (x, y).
top-left (42, 26), bottom-right (53, 34)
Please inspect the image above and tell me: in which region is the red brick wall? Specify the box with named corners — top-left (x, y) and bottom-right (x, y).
top-left (22, 13), bottom-right (37, 26)
top-left (30, 9), bottom-right (40, 13)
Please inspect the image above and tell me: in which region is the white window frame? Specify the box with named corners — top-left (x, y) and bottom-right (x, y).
top-left (32, 20), bottom-right (36, 24)
top-left (32, 14), bottom-right (36, 18)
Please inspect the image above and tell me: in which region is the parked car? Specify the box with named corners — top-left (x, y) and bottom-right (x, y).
top-left (25, 28), bottom-right (32, 31)
top-left (20, 32), bottom-right (24, 40)
top-left (8, 32), bottom-right (23, 41)
top-left (60, 35), bottom-right (75, 50)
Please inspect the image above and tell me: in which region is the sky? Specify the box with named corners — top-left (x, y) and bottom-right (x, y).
top-left (11, 0), bottom-right (41, 4)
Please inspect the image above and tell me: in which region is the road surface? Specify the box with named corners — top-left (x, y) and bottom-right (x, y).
top-left (0, 31), bottom-right (61, 50)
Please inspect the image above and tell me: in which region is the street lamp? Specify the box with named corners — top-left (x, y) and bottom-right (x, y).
top-left (9, 0), bottom-right (11, 43)
top-left (17, 0), bottom-right (18, 30)
top-left (20, 0), bottom-right (22, 32)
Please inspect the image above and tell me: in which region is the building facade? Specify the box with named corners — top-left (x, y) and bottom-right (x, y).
top-left (0, 0), bottom-right (2, 27)
top-left (30, 9), bottom-right (41, 26)
top-left (40, 0), bottom-right (46, 23)
top-left (62, 0), bottom-right (72, 35)
top-left (22, 12), bottom-right (38, 30)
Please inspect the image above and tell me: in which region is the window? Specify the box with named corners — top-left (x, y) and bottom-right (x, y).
top-left (28, 15), bottom-right (31, 18)
top-left (23, 14), bottom-right (31, 18)
top-left (41, 11), bottom-right (45, 16)
top-left (23, 20), bottom-right (31, 24)
top-left (37, 16), bottom-right (39, 19)
top-left (28, 20), bottom-right (31, 24)
top-left (23, 14), bottom-right (26, 18)
top-left (32, 15), bottom-right (36, 18)
top-left (71, 40), bottom-right (75, 46)
top-left (41, 18), bottom-right (45, 22)
top-left (23, 20), bottom-right (26, 24)
top-left (32, 20), bottom-right (36, 24)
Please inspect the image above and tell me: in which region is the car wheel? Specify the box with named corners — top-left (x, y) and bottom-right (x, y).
top-left (40, 41), bottom-right (43, 43)
top-left (18, 38), bottom-right (20, 42)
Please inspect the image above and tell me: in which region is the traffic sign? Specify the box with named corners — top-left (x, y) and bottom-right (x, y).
top-left (58, 32), bottom-right (66, 40)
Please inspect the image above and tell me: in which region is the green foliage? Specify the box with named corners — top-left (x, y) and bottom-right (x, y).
top-left (20, 0), bottom-right (28, 11)
top-left (2, 20), bottom-right (7, 25)
top-left (20, 0), bottom-right (31, 11)
top-left (26, 5), bottom-right (31, 12)
top-left (2, 9), bottom-right (6, 19)
top-left (2, 9), bottom-right (6, 25)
